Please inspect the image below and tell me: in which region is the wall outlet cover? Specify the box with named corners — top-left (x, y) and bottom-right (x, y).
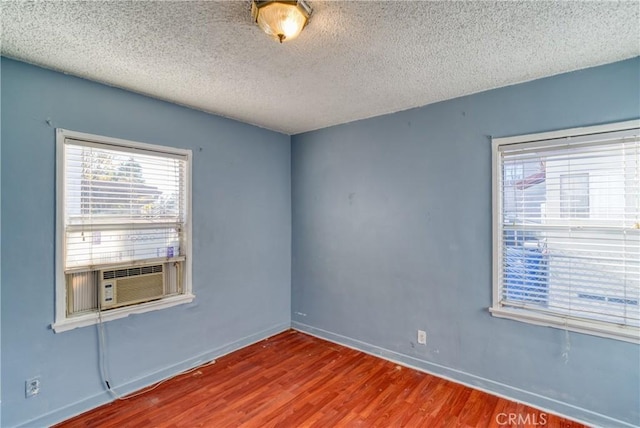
top-left (26, 377), bottom-right (41, 398)
top-left (417, 330), bottom-right (427, 345)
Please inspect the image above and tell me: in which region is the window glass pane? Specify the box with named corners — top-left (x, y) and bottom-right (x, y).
top-left (502, 159), bottom-right (546, 225)
top-left (65, 227), bottom-right (182, 269)
top-left (560, 173), bottom-right (589, 218)
top-left (64, 141), bottom-right (186, 270)
top-left (502, 141), bottom-right (638, 227)
top-left (65, 144), bottom-right (185, 223)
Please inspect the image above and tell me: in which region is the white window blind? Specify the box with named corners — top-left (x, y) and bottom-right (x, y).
top-left (63, 139), bottom-right (187, 271)
top-left (492, 121), bottom-right (640, 342)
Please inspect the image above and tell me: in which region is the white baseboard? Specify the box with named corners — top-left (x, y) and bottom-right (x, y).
top-left (19, 321), bottom-right (635, 428)
top-left (18, 322), bottom-right (290, 428)
top-left (292, 321), bottom-right (636, 428)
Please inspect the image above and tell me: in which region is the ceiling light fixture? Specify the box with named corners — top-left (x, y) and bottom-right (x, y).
top-left (251, 0), bottom-right (312, 43)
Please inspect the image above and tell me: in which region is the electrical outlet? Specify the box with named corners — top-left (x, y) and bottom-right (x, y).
top-left (26, 377), bottom-right (41, 398)
top-left (417, 330), bottom-right (427, 345)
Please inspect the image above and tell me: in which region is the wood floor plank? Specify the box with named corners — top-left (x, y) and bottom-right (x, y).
top-left (55, 330), bottom-right (587, 428)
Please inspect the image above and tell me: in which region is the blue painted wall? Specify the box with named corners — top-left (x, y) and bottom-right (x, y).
top-left (291, 58), bottom-right (640, 427)
top-left (1, 58), bottom-right (291, 427)
top-left (2, 55), bottom-right (639, 427)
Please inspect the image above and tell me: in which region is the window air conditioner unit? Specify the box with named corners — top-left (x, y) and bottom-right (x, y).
top-left (100, 264), bottom-right (165, 309)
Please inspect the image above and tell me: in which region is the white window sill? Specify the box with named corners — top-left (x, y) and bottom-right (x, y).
top-left (490, 306), bottom-right (639, 344)
top-left (52, 294), bottom-right (195, 333)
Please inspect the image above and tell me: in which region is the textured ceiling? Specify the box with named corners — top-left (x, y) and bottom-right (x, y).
top-left (1, 1), bottom-right (639, 135)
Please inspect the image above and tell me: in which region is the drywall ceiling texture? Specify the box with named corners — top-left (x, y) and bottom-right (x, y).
top-left (1, 1), bottom-right (639, 134)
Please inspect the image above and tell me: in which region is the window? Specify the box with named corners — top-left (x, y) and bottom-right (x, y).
top-left (491, 120), bottom-right (640, 343)
top-left (560, 173), bottom-right (590, 218)
top-left (54, 129), bottom-right (193, 332)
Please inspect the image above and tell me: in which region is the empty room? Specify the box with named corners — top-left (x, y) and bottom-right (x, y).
top-left (1, 1), bottom-right (639, 427)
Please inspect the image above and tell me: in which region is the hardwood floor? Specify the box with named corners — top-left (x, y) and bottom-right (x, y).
top-left (56, 330), bottom-right (586, 428)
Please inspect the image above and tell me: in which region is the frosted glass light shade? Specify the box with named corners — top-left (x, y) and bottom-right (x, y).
top-left (252, 1), bottom-right (311, 43)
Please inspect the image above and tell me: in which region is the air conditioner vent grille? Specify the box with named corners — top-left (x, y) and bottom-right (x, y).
top-left (102, 264), bottom-right (163, 280)
top-left (116, 274), bottom-right (164, 304)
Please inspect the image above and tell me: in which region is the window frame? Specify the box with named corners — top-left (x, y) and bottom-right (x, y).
top-left (54, 128), bottom-right (194, 333)
top-left (490, 119), bottom-right (640, 343)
